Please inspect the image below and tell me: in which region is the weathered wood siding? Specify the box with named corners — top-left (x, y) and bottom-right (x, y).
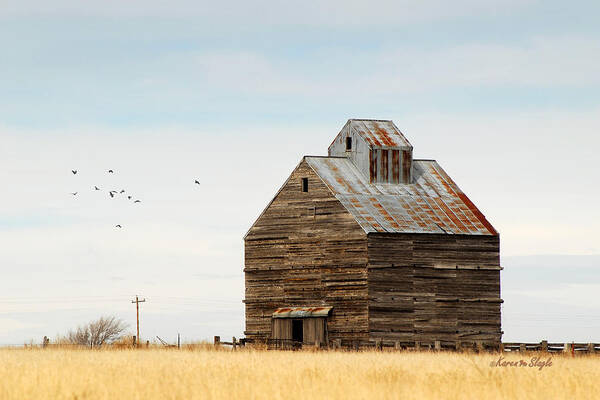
top-left (367, 233), bottom-right (501, 344)
top-left (244, 159), bottom-right (368, 343)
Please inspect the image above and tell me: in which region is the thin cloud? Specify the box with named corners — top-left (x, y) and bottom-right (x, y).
top-left (57, 35), bottom-right (599, 102)
top-left (0, 0), bottom-right (535, 24)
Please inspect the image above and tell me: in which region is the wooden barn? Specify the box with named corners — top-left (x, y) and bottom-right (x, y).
top-left (244, 119), bottom-right (502, 348)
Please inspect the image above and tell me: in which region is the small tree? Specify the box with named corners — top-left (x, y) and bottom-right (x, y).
top-left (65, 316), bottom-right (128, 347)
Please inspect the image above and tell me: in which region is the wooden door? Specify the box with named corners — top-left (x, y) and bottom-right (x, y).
top-left (303, 317), bottom-right (327, 345)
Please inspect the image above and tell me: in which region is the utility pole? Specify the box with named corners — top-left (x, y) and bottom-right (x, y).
top-left (131, 295), bottom-right (146, 347)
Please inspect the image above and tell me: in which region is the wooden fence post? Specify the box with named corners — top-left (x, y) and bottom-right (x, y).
top-left (434, 340), bottom-right (441, 351)
top-left (519, 343), bottom-right (526, 353)
top-left (232, 337), bottom-right (237, 351)
top-left (415, 341), bottom-right (421, 352)
top-left (394, 341), bottom-right (401, 351)
top-left (376, 339), bottom-right (382, 351)
top-left (499, 342), bottom-right (504, 353)
top-left (354, 340), bottom-right (359, 352)
top-left (214, 336), bottom-right (220, 347)
top-left (132, 336), bottom-right (137, 347)
top-left (563, 343), bottom-right (571, 354)
top-left (588, 343), bottom-right (595, 354)
top-left (541, 340), bottom-right (548, 352)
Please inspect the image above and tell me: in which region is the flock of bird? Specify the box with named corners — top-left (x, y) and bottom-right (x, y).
top-left (70, 169), bottom-right (200, 228)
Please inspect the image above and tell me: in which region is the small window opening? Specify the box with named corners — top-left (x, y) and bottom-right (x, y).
top-left (346, 136), bottom-right (352, 151)
top-left (301, 177), bottom-right (308, 192)
top-left (292, 319), bottom-right (303, 343)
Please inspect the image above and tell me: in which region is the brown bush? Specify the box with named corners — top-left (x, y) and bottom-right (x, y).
top-left (62, 316), bottom-right (129, 347)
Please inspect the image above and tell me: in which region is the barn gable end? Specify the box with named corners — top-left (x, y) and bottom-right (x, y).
top-left (244, 158), bottom-right (369, 343)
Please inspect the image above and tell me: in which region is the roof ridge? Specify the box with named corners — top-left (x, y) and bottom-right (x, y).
top-left (349, 118), bottom-right (393, 122)
top-left (304, 155), bottom-right (348, 159)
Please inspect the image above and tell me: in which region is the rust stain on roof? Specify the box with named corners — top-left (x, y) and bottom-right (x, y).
top-left (362, 126), bottom-right (382, 147)
top-left (331, 119), bottom-right (412, 151)
top-left (272, 306), bottom-right (333, 318)
top-left (434, 197), bottom-right (468, 233)
top-left (372, 122), bottom-right (398, 147)
top-left (428, 165), bottom-right (456, 197)
top-left (457, 192), bottom-right (498, 235)
top-left (306, 157), bottom-right (497, 236)
top-left (325, 158), bottom-right (356, 194)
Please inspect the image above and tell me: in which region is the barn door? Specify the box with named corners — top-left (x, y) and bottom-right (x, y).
top-left (272, 319), bottom-right (292, 340)
top-left (302, 317), bottom-right (327, 345)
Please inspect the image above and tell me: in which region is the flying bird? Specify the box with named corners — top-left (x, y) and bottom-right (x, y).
top-left (109, 192), bottom-right (115, 198)
top-left (194, 180), bottom-right (200, 185)
top-left (94, 186), bottom-right (101, 191)
top-left (115, 224), bottom-right (122, 228)
top-left (70, 192), bottom-right (78, 196)
top-left (134, 200), bottom-right (141, 203)
top-left (127, 196), bottom-right (132, 200)
top-left (71, 170), bottom-right (77, 175)
top-left (120, 190), bottom-right (125, 194)
top-left (108, 170), bottom-right (114, 173)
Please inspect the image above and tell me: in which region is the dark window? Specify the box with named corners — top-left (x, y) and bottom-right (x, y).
top-left (301, 177), bottom-right (308, 192)
top-left (292, 319), bottom-right (303, 343)
top-left (346, 136), bottom-right (352, 151)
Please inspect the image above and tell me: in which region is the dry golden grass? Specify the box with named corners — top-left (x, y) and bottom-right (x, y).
top-left (0, 347), bottom-right (598, 400)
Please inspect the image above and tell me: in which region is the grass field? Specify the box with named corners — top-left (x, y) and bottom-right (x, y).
top-left (0, 348), bottom-right (598, 399)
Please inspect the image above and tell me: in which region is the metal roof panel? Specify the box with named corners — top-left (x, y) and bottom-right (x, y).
top-left (306, 157), bottom-right (496, 235)
top-left (348, 119), bottom-right (412, 149)
top-left (272, 306), bottom-right (333, 318)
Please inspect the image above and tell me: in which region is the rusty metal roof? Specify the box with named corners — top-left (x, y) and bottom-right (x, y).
top-left (306, 156), bottom-right (497, 235)
top-left (272, 307), bottom-right (333, 318)
top-left (330, 119), bottom-right (412, 150)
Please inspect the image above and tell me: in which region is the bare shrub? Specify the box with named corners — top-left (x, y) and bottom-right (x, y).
top-left (65, 316), bottom-right (128, 347)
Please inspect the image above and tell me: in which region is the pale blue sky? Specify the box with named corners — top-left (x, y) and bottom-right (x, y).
top-left (1, 0), bottom-right (599, 345)
top-left (2, 0), bottom-right (600, 128)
